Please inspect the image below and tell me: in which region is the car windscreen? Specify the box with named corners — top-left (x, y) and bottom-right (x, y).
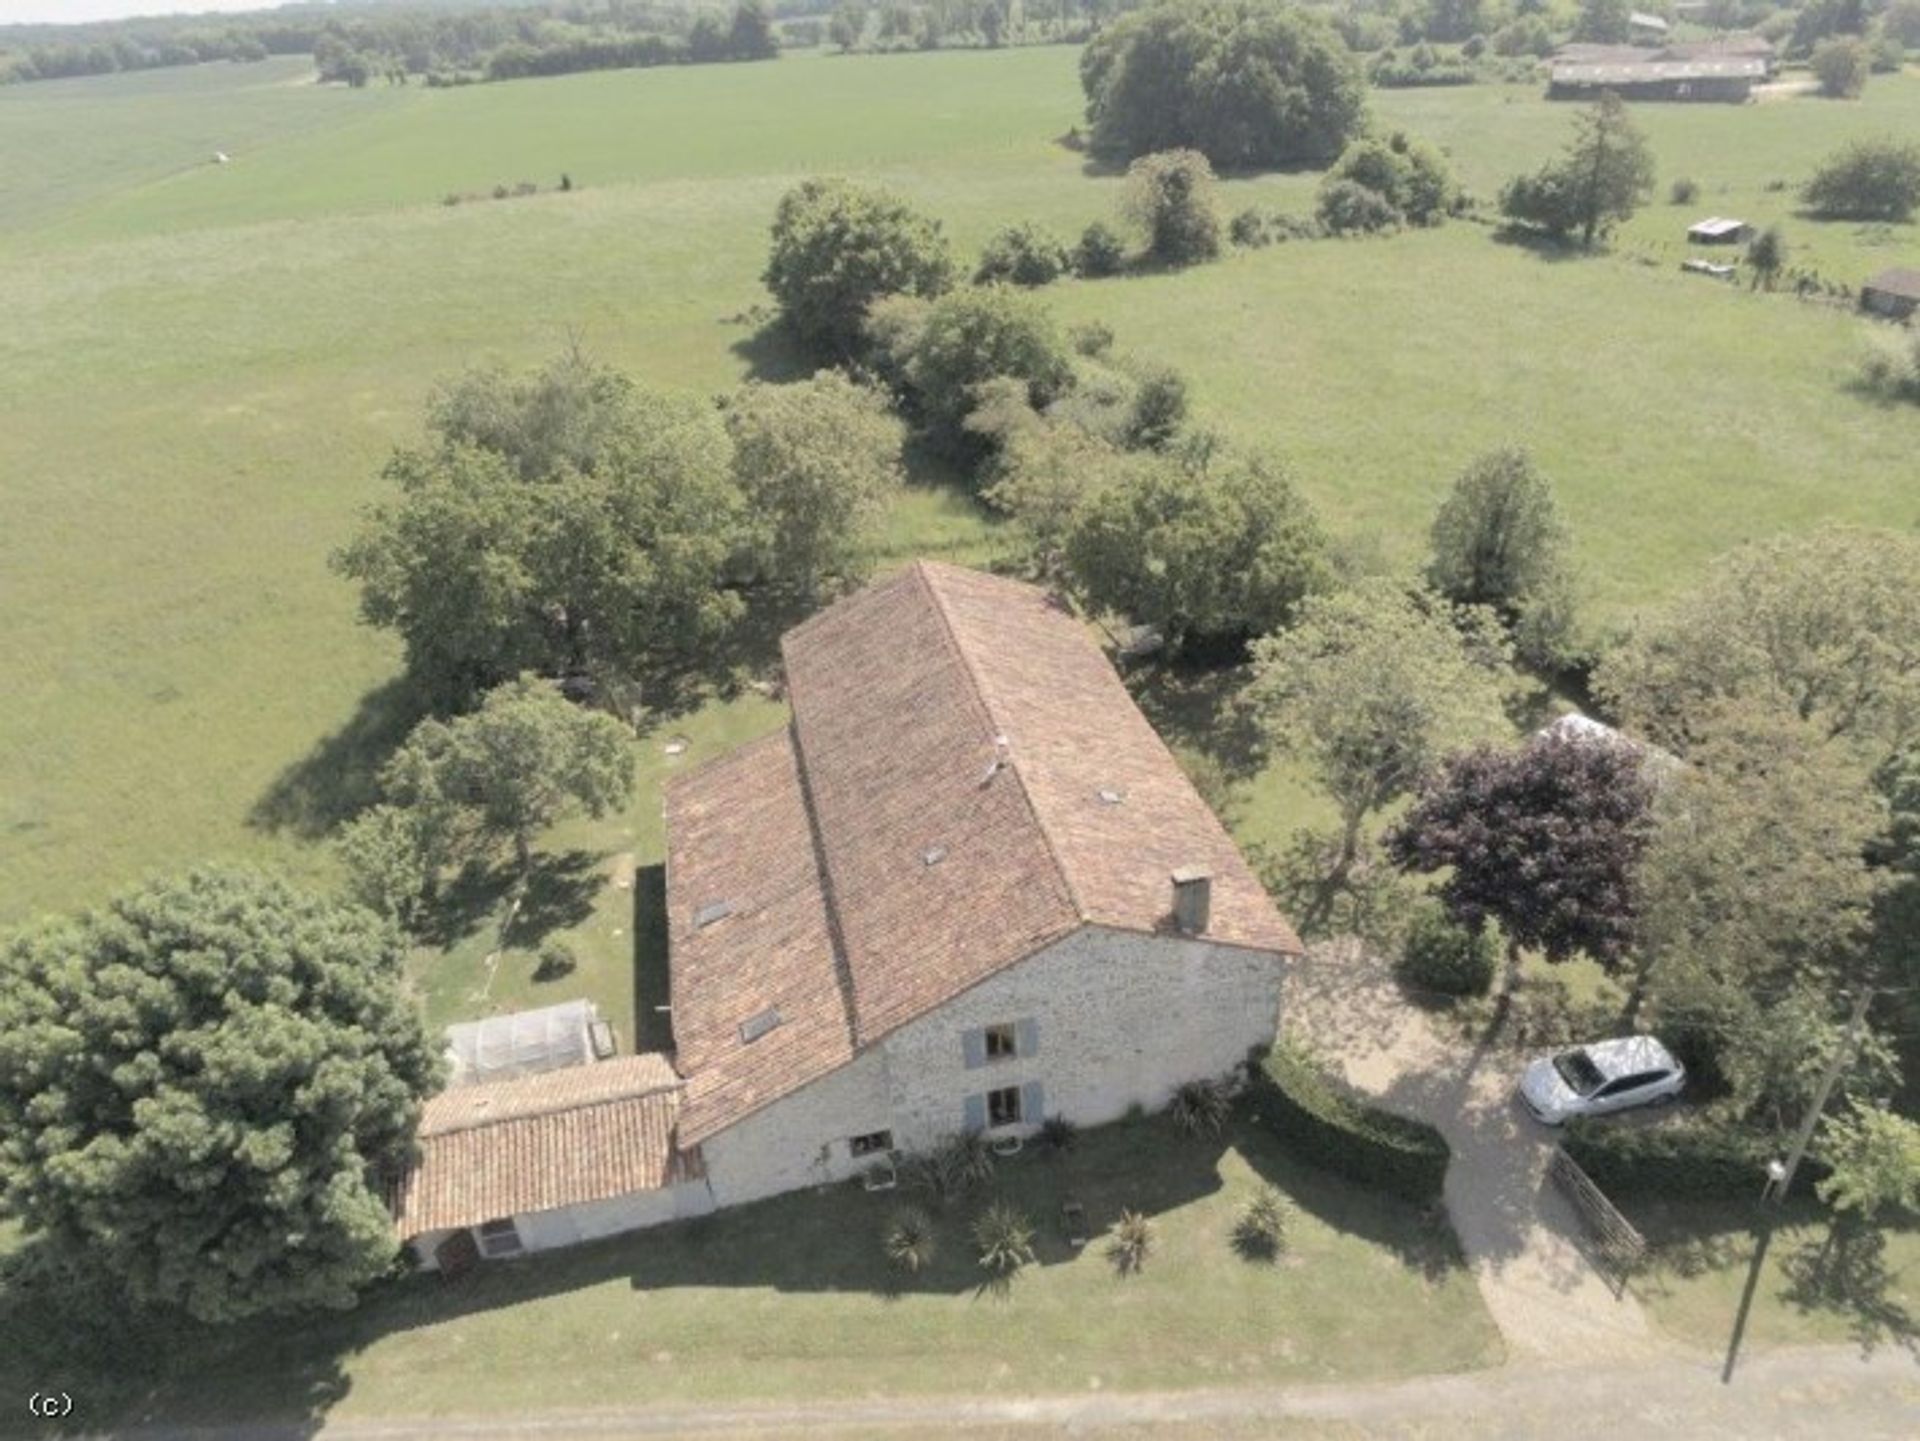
top-left (1553, 1049), bottom-right (1606, 1095)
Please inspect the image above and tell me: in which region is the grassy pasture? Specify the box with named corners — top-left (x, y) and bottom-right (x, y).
top-left (0, 1114), bottom-right (1501, 1429)
top-left (1, 51), bottom-right (1917, 975)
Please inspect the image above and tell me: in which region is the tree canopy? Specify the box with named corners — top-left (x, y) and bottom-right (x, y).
top-left (724, 371), bottom-right (905, 594)
top-left (1500, 91), bottom-right (1655, 247)
top-left (1081, 0), bottom-right (1368, 170)
top-left (1245, 579), bottom-right (1517, 890)
top-left (1594, 527), bottom-right (1920, 760)
top-left (1065, 445), bottom-right (1333, 650)
top-left (0, 868), bottom-right (438, 1322)
top-left (333, 356), bottom-right (744, 707)
top-left (1321, 131), bottom-right (1459, 228)
top-left (1387, 732), bottom-right (1655, 967)
top-left (1123, 150), bottom-right (1223, 267)
top-left (1426, 447), bottom-right (1576, 670)
top-left (1803, 136), bottom-right (1920, 221)
top-left (763, 177), bottom-right (955, 361)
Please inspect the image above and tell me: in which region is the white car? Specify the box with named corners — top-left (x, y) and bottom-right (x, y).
top-left (1519, 1035), bottom-right (1685, 1126)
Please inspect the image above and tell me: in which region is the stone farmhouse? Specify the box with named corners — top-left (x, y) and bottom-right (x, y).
top-left (393, 561), bottom-right (1302, 1269)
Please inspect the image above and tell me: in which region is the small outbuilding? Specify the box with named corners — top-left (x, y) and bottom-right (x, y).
top-left (1629, 11), bottom-right (1671, 43)
top-left (1547, 56), bottom-right (1764, 102)
top-left (1687, 217), bottom-right (1751, 245)
top-left (1861, 267), bottom-right (1920, 321)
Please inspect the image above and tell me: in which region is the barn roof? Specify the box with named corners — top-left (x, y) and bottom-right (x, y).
top-left (664, 561), bottom-right (1300, 1146)
top-left (1865, 267), bottom-right (1920, 301)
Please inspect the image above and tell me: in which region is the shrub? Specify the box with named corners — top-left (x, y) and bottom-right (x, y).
top-left (1232, 1186), bottom-right (1290, 1262)
top-left (1074, 220), bottom-right (1128, 277)
top-left (1038, 1113), bottom-right (1080, 1154)
top-left (1123, 364), bottom-right (1188, 450)
top-left (1804, 137), bottom-right (1920, 220)
top-left (1230, 208), bottom-right (1271, 247)
top-left (904, 1132), bottom-right (996, 1201)
top-left (1124, 150), bottom-right (1223, 267)
top-left (1668, 177), bottom-right (1698, 205)
top-left (1811, 37), bottom-right (1871, 99)
top-left (1169, 1075), bottom-right (1234, 1138)
top-left (1397, 907), bottom-right (1497, 997)
top-left (1251, 1039), bottom-right (1450, 1204)
top-left (971, 1200), bottom-right (1037, 1276)
top-left (1324, 131), bottom-right (1458, 225)
top-left (1069, 319), bottom-right (1115, 357)
top-left (1562, 1115), bottom-right (1829, 1199)
top-left (1856, 328), bottom-right (1920, 404)
top-left (1318, 178), bottom-right (1402, 235)
top-left (974, 222), bottom-right (1073, 287)
top-left (881, 1205), bottom-right (939, 1273)
top-left (1107, 1209), bottom-right (1154, 1275)
top-left (893, 286), bottom-right (1076, 470)
top-left (533, 938), bottom-right (577, 981)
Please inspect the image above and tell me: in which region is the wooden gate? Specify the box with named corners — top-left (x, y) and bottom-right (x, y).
top-left (1548, 1147), bottom-right (1647, 1296)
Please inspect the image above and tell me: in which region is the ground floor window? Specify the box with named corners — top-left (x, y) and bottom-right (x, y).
top-left (849, 1129), bottom-right (894, 1157)
top-left (477, 1216), bottom-right (524, 1258)
top-left (987, 1085), bottom-right (1022, 1128)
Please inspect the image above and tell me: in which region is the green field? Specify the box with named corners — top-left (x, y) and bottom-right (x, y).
top-left (0, 1113), bottom-right (1501, 1431)
top-left (2, 50), bottom-right (1918, 986)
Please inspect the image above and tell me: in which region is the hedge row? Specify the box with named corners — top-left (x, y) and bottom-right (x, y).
top-left (1249, 1039), bottom-right (1450, 1205)
top-left (1562, 1115), bottom-right (1831, 1200)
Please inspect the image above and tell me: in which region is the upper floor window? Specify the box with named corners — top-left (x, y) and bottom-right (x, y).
top-left (984, 1022), bottom-right (1017, 1060)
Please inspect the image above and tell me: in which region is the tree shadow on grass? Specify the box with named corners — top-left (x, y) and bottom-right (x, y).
top-left (728, 315), bottom-right (815, 384)
top-left (248, 675), bottom-right (432, 840)
top-left (1123, 660), bottom-right (1264, 784)
top-left (412, 850), bottom-right (604, 953)
top-left (1778, 1220), bottom-right (1918, 1357)
top-left (1488, 226), bottom-right (1597, 263)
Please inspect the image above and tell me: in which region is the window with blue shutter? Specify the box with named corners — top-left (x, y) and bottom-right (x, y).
top-left (1021, 1081), bottom-right (1045, 1126)
top-left (1015, 1018), bottom-right (1038, 1059)
top-left (963, 1093), bottom-right (988, 1133)
top-left (962, 1028), bottom-right (986, 1070)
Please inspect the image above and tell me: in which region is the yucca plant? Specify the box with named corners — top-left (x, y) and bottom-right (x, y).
top-left (903, 1133), bottom-right (995, 1203)
top-left (971, 1200), bottom-right (1037, 1277)
top-left (881, 1205), bottom-right (939, 1275)
top-left (1169, 1077), bottom-right (1232, 1139)
top-left (1038, 1113), bottom-right (1079, 1155)
top-left (1232, 1186), bottom-right (1289, 1262)
top-left (1107, 1209), bottom-right (1154, 1276)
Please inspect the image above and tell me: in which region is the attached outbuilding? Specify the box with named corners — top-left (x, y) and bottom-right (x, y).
top-left (1861, 267), bottom-right (1920, 321)
top-left (443, 998), bottom-right (615, 1086)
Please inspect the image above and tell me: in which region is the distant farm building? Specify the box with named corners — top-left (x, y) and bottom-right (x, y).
top-left (1861, 267), bottom-right (1920, 321)
top-left (1687, 217), bottom-right (1751, 245)
top-left (1548, 55), bottom-right (1766, 102)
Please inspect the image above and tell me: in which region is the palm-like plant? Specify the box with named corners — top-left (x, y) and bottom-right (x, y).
top-left (971, 1200), bottom-right (1037, 1277)
top-left (1038, 1114), bottom-right (1079, 1154)
top-left (1232, 1186), bottom-right (1289, 1262)
top-left (1107, 1209), bottom-right (1154, 1276)
top-left (1169, 1077), bottom-right (1233, 1138)
top-left (881, 1205), bottom-right (939, 1274)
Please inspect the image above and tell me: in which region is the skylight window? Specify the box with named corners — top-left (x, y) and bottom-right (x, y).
top-left (923, 845), bottom-right (948, 867)
top-left (694, 900), bottom-right (734, 928)
top-left (738, 1006), bottom-right (783, 1044)
top-left (1097, 787), bottom-right (1125, 806)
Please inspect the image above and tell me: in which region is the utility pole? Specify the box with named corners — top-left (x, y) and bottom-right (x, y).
top-left (1769, 987), bottom-right (1873, 1204)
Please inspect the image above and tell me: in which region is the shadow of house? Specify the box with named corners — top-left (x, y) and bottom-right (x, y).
top-left (631, 863), bottom-right (675, 1054)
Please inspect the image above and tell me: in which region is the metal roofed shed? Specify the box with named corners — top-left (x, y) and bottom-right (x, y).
top-left (1862, 267), bottom-right (1920, 321)
top-left (1687, 217), bottom-right (1750, 244)
top-left (1548, 56), bottom-right (1763, 102)
top-left (445, 999), bottom-right (615, 1085)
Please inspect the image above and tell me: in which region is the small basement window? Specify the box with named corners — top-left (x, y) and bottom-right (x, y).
top-left (987, 1085), bottom-right (1022, 1128)
top-left (477, 1216), bottom-right (523, 1258)
top-left (739, 1006), bottom-right (783, 1044)
top-left (984, 1022), bottom-right (1017, 1060)
top-left (694, 900), bottom-right (735, 928)
top-left (849, 1129), bottom-right (894, 1157)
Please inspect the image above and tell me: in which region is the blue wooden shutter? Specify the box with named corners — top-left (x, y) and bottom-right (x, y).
top-left (1015, 1018), bottom-right (1038, 1059)
top-left (1021, 1081), bottom-right (1045, 1125)
top-left (962, 1028), bottom-right (986, 1070)
top-left (963, 1093), bottom-right (988, 1133)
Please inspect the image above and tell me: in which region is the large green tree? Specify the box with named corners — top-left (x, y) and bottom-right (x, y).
top-left (1500, 91), bottom-right (1655, 247)
top-left (334, 358), bottom-right (744, 707)
top-left (1595, 527), bottom-right (1920, 760)
top-left (0, 868), bottom-right (438, 1322)
top-left (1080, 0), bottom-right (1368, 170)
top-left (890, 286), bottom-right (1076, 467)
top-left (1426, 447), bottom-right (1576, 670)
top-left (1122, 149), bottom-right (1223, 267)
top-left (1803, 136), bottom-right (1920, 221)
top-left (763, 177), bottom-right (955, 361)
top-left (1065, 445), bottom-right (1333, 651)
top-left (724, 372), bottom-right (905, 594)
top-left (1245, 579), bottom-right (1517, 899)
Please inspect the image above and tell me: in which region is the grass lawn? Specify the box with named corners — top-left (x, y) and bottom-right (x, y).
top-left (0, 1113), bottom-right (1501, 1431)
top-left (1624, 1197), bottom-right (1919, 1355)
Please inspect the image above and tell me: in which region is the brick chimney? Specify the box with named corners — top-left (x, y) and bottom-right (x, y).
top-left (1171, 866), bottom-right (1212, 935)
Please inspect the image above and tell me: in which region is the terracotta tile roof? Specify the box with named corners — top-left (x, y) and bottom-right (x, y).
top-left (663, 729), bottom-right (855, 1146)
top-left (665, 561), bottom-right (1301, 1146)
top-left (392, 1056), bottom-right (697, 1237)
